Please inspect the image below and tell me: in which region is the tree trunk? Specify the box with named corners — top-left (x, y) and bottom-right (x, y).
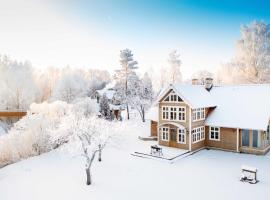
top-left (126, 104), bottom-right (130, 120)
top-left (142, 106), bottom-right (145, 122)
top-left (86, 168), bottom-right (91, 185)
top-left (98, 144), bottom-right (102, 162)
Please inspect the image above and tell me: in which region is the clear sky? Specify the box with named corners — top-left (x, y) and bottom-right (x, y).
top-left (0, 0), bottom-right (270, 79)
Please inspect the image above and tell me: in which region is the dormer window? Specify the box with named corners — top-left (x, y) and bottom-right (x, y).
top-left (163, 91), bottom-right (182, 102)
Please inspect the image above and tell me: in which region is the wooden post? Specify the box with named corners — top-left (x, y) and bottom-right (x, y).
top-left (189, 107), bottom-right (192, 151)
top-left (237, 128), bottom-right (239, 152)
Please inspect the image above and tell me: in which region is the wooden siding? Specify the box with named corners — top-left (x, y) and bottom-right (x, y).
top-left (150, 120), bottom-right (158, 137)
top-left (158, 123), bottom-right (189, 150)
top-left (159, 102), bottom-right (190, 130)
top-left (0, 111), bottom-right (27, 117)
top-left (205, 126), bottom-right (237, 151)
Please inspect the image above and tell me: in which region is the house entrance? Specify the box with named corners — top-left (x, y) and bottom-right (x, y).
top-left (169, 128), bottom-right (177, 147)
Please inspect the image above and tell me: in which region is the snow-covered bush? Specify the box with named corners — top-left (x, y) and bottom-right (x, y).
top-left (0, 101), bottom-right (71, 167)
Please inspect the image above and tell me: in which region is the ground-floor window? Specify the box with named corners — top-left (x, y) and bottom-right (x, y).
top-left (209, 126), bottom-right (220, 141)
top-left (178, 129), bottom-right (186, 144)
top-left (242, 129), bottom-right (249, 147)
top-left (192, 126), bottom-right (205, 143)
top-left (161, 127), bottom-right (169, 141)
top-left (267, 125), bottom-right (270, 141)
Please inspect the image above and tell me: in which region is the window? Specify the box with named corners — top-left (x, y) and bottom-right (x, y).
top-left (178, 129), bottom-right (186, 144)
top-left (162, 107), bottom-right (169, 120)
top-left (267, 125), bottom-right (270, 141)
top-left (178, 107), bottom-right (185, 121)
top-left (170, 107), bottom-right (177, 120)
top-left (161, 127), bottom-right (169, 141)
top-left (163, 91), bottom-right (182, 102)
top-left (192, 108), bottom-right (205, 121)
top-left (192, 126), bottom-right (205, 143)
top-left (162, 106), bottom-right (186, 122)
top-left (209, 126), bottom-right (220, 141)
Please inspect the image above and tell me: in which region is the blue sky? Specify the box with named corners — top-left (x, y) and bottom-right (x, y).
top-left (1, 0), bottom-right (270, 79)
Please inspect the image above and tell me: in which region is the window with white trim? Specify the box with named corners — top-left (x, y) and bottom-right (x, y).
top-left (162, 106), bottom-right (186, 122)
top-left (209, 126), bottom-right (220, 141)
top-left (192, 126), bottom-right (205, 143)
top-left (178, 107), bottom-right (185, 121)
top-left (170, 107), bottom-right (177, 120)
top-left (162, 107), bottom-right (169, 120)
top-left (161, 127), bottom-right (169, 141)
top-left (178, 129), bottom-right (186, 143)
top-left (192, 108), bottom-right (205, 121)
top-left (163, 91), bottom-right (182, 102)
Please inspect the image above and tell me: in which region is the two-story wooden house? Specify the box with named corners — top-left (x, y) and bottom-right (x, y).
top-left (154, 80), bottom-right (270, 155)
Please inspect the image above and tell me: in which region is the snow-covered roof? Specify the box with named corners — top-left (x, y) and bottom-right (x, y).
top-left (109, 104), bottom-right (124, 110)
top-left (97, 88), bottom-right (115, 100)
top-left (205, 84), bottom-right (270, 131)
top-left (158, 83), bottom-right (270, 131)
top-left (157, 84), bottom-right (216, 109)
top-left (146, 106), bottom-right (158, 121)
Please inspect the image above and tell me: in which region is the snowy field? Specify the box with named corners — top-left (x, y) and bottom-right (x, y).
top-left (0, 119), bottom-right (270, 200)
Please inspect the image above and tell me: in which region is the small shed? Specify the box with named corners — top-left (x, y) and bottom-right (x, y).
top-left (146, 106), bottom-right (158, 137)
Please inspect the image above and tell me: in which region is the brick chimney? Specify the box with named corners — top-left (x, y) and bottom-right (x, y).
top-left (192, 78), bottom-right (199, 85)
top-left (205, 78), bottom-right (213, 91)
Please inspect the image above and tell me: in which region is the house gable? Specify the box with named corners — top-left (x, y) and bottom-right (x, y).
top-left (161, 89), bottom-right (184, 103)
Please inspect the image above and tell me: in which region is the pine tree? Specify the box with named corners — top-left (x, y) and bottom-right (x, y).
top-left (99, 94), bottom-right (111, 119)
top-left (114, 49), bottom-right (138, 120)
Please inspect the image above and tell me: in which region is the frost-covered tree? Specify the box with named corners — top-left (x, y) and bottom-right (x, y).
top-left (129, 72), bottom-right (154, 122)
top-left (218, 21), bottom-right (270, 84)
top-left (168, 50), bottom-right (182, 83)
top-left (192, 70), bottom-right (214, 85)
top-left (114, 49), bottom-right (138, 120)
top-left (0, 55), bottom-right (40, 110)
top-left (99, 94), bottom-right (111, 119)
top-left (52, 72), bottom-right (88, 103)
top-left (55, 115), bottom-right (113, 185)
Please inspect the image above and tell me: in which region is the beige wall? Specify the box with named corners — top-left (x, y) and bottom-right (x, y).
top-left (205, 126), bottom-right (237, 151)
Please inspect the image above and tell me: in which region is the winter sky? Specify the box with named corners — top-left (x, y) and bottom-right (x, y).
top-left (1, 0), bottom-right (270, 79)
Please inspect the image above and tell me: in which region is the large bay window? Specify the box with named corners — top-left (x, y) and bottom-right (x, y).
top-left (192, 108), bottom-right (205, 121)
top-left (162, 106), bottom-right (186, 122)
top-left (209, 126), bottom-right (220, 141)
top-left (178, 129), bottom-right (186, 144)
top-left (161, 127), bottom-right (169, 141)
top-left (192, 126), bottom-right (205, 143)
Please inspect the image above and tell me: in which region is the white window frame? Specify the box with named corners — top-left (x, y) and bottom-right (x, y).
top-left (209, 126), bottom-right (220, 141)
top-left (163, 91), bottom-right (182, 102)
top-left (177, 128), bottom-right (186, 144)
top-left (161, 127), bottom-right (169, 141)
top-left (192, 108), bottom-right (205, 122)
top-left (162, 106), bottom-right (169, 120)
top-left (192, 126), bottom-right (205, 143)
top-left (162, 106), bottom-right (186, 122)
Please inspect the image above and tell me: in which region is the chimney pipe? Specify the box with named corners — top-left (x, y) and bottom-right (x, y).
top-left (205, 78), bottom-right (213, 91)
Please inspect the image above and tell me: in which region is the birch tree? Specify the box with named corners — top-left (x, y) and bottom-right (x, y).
top-left (218, 21), bottom-right (270, 84)
top-left (168, 50), bottom-right (182, 83)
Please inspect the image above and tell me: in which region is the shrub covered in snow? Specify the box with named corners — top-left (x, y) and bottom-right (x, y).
top-left (0, 101), bottom-right (71, 167)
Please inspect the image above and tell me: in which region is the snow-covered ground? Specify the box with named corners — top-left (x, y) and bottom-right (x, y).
top-left (0, 119), bottom-right (270, 200)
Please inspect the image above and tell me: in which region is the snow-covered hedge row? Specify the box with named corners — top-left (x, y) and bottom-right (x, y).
top-left (0, 99), bottom-right (98, 167)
